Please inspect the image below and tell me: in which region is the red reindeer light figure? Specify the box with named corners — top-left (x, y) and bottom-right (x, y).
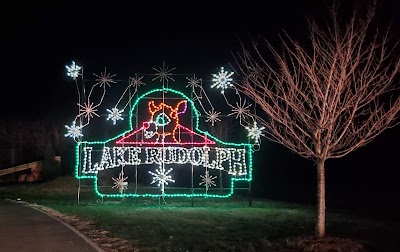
top-left (116, 99), bottom-right (215, 145)
top-left (143, 100), bottom-right (187, 143)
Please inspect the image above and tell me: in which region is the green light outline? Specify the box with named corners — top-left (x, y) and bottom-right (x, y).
top-left (75, 88), bottom-right (253, 198)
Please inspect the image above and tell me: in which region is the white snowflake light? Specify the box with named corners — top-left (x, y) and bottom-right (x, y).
top-left (65, 121), bottom-right (83, 139)
top-left (106, 107), bottom-right (124, 125)
top-left (152, 62), bottom-right (175, 83)
top-left (77, 101), bottom-right (100, 120)
top-left (112, 171), bottom-right (128, 194)
top-left (246, 121), bottom-right (265, 144)
top-left (199, 171), bottom-right (217, 190)
top-left (66, 61), bottom-right (81, 80)
top-left (228, 100), bottom-right (252, 122)
top-left (93, 67), bottom-right (116, 88)
top-left (149, 165), bottom-right (175, 194)
top-left (211, 67), bottom-right (234, 94)
top-left (205, 109), bottom-right (221, 126)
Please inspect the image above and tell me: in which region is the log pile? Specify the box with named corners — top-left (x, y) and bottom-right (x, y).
top-left (18, 161), bottom-right (42, 182)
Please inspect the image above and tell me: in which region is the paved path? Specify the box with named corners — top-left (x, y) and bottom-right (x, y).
top-left (0, 200), bottom-right (103, 252)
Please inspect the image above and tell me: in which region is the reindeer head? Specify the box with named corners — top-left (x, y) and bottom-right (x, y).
top-left (142, 100), bottom-right (187, 142)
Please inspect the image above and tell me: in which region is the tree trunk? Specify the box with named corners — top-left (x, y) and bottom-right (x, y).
top-left (315, 158), bottom-right (326, 238)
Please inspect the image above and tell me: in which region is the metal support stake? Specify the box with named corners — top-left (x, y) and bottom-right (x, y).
top-left (77, 179), bottom-right (80, 206)
top-left (248, 181), bottom-right (252, 207)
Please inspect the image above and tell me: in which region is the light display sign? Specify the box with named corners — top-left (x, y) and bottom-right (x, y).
top-left (65, 62), bottom-right (261, 199)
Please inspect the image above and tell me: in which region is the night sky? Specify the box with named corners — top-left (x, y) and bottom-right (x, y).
top-left (1, 0), bottom-right (399, 213)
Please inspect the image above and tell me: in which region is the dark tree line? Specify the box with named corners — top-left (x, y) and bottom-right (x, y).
top-left (0, 118), bottom-right (65, 178)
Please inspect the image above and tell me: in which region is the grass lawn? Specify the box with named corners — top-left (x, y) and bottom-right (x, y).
top-left (0, 176), bottom-right (398, 252)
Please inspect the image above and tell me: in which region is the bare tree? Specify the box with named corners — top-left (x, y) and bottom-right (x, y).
top-left (233, 1), bottom-right (400, 238)
top-left (0, 119), bottom-right (64, 166)
top-left (0, 120), bottom-right (30, 165)
top-left (31, 120), bottom-right (51, 159)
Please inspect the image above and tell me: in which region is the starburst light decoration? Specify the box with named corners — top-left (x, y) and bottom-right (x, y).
top-left (93, 67), bottom-right (117, 88)
top-left (129, 74), bottom-right (145, 90)
top-left (186, 75), bottom-right (202, 89)
top-left (228, 100), bottom-right (252, 123)
top-left (77, 101), bottom-right (100, 120)
top-left (112, 171), bottom-right (128, 194)
top-left (205, 109), bottom-right (221, 126)
top-left (65, 121), bottom-right (83, 139)
top-left (211, 67), bottom-right (234, 94)
top-left (199, 171), bottom-right (217, 190)
top-left (149, 165), bottom-right (175, 194)
top-left (106, 107), bottom-right (124, 125)
top-left (246, 121), bottom-right (265, 144)
top-left (66, 61), bottom-right (81, 80)
top-left (152, 62), bottom-right (176, 83)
